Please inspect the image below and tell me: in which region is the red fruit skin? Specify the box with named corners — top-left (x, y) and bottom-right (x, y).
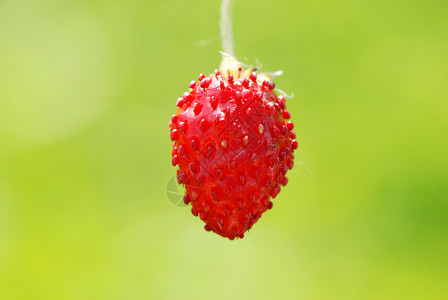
top-left (170, 72), bottom-right (297, 240)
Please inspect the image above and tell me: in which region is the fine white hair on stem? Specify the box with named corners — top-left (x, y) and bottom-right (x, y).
top-left (220, 0), bottom-right (235, 57)
top-left (263, 70), bottom-right (284, 78)
top-left (299, 161), bottom-right (312, 175)
top-left (276, 88), bottom-right (294, 99)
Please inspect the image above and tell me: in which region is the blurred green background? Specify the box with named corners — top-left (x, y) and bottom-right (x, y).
top-left (1, 0), bottom-right (447, 299)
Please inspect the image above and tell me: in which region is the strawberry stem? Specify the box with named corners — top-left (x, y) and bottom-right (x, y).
top-left (219, 0), bottom-right (243, 77)
top-left (220, 0), bottom-right (235, 57)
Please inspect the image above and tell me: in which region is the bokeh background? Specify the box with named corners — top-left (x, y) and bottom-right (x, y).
top-left (1, 0), bottom-right (447, 299)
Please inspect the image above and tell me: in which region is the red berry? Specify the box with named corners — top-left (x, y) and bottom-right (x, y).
top-left (282, 110), bottom-right (291, 120)
top-left (170, 70), bottom-right (297, 240)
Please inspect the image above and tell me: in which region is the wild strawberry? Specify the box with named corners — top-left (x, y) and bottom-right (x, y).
top-left (169, 56), bottom-right (298, 240)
